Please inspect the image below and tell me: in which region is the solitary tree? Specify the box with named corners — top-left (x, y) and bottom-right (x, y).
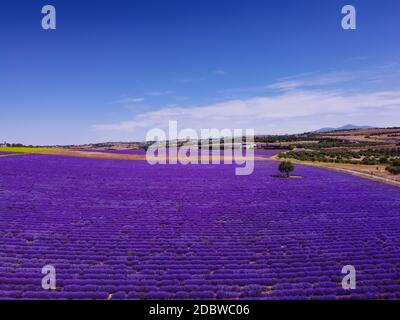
top-left (279, 161), bottom-right (295, 178)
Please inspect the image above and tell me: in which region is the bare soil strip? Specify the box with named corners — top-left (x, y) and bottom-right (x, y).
top-left (47, 149), bottom-right (148, 160)
top-left (41, 149), bottom-right (266, 162)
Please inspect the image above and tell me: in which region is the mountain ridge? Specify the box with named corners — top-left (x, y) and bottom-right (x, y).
top-left (315, 124), bottom-right (374, 133)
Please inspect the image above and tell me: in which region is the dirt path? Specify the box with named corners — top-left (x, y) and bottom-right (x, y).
top-left (34, 149), bottom-right (266, 162)
top-left (0, 153), bottom-right (26, 158)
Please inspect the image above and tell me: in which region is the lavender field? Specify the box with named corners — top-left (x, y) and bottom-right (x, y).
top-left (1, 154), bottom-right (400, 299)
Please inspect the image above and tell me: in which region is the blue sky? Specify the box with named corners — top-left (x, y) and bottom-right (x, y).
top-left (1, 0), bottom-right (400, 145)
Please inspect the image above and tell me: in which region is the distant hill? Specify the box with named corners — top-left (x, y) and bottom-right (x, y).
top-left (315, 124), bottom-right (374, 133)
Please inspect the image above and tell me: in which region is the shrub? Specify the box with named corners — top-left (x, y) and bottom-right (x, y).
top-left (279, 161), bottom-right (295, 177)
top-left (379, 157), bottom-right (388, 164)
top-left (386, 166), bottom-right (400, 175)
top-left (390, 159), bottom-right (400, 167)
top-left (361, 157), bottom-right (378, 165)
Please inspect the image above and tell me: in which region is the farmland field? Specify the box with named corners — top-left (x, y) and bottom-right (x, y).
top-left (1, 154), bottom-right (400, 299)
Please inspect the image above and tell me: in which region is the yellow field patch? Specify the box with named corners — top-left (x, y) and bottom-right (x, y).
top-left (0, 147), bottom-right (59, 153)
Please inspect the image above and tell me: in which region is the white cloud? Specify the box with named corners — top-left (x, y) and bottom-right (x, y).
top-left (93, 89), bottom-right (400, 139)
top-left (94, 64), bottom-right (400, 141)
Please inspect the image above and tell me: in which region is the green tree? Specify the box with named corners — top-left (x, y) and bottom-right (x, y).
top-left (279, 161), bottom-right (295, 178)
top-left (386, 166), bottom-right (400, 175)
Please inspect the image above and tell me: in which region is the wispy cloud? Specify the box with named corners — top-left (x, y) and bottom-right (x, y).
top-left (268, 71), bottom-right (356, 91)
top-left (220, 64), bottom-right (400, 95)
top-left (94, 64), bottom-right (400, 140)
top-left (145, 91), bottom-right (173, 96)
top-left (214, 69), bottom-right (228, 76)
top-left (175, 77), bottom-right (205, 84)
top-left (173, 96), bottom-right (190, 102)
top-left (345, 55), bottom-right (371, 62)
top-left (113, 97), bottom-right (145, 104)
top-left (268, 64), bottom-right (400, 91)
